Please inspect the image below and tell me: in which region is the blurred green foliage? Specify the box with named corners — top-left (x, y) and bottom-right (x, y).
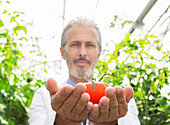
top-left (96, 33), bottom-right (170, 124)
top-left (0, 0), bottom-right (46, 124)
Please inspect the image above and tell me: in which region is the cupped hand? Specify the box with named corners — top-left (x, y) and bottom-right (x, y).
top-left (88, 86), bottom-right (134, 124)
top-left (46, 78), bottom-right (93, 123)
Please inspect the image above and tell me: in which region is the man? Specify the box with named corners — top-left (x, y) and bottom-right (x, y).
top-left (29, 17), bottom-right (140, 125)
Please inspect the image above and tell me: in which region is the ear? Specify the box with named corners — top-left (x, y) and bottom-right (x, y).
top-left (60, 47), bottom-right (66, 60)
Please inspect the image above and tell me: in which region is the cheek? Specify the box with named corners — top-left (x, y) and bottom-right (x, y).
top-left (68, 47), bottom-right (79, 55)
top-left (88, 51), bottom-right (99, 60)
top-left (65, 49), bottom-right (78, 61)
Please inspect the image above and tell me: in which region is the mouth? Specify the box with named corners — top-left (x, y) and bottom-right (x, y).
top-left (76, 60), bottom-right (88, 66)
top-left (74, 58), bottom-right (91, 67)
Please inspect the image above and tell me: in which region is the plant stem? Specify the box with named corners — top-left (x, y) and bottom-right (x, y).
top-left (92, 81), bottom-right (95, 91)
top-left (99, 74), bottom-right (112, 82)
top-left (77, 70), bottom-right (89, 82)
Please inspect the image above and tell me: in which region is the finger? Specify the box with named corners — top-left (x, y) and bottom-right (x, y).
top-left (71, 92), bottom-right (90, 115)
top-left (46, 78), bottom-right (59, 95)
top-left (115, 86), bottom-right (128, 117)
top-left (89, 104), bottom-right (99, 121)
top-left (61, 83), bottom-right (86, 113)
top-left (51, 85), bottom-right (74, 111)
top-left (124, 86), bottom-right (134, 103)
top-left (98, 96), bottom-right (110, 122)
top-left (79, 101), bottom-right (93, 121)
top-left (105, 87), bottom-right (119, 118)
top-left (99, 96), bottom-right (110, 113)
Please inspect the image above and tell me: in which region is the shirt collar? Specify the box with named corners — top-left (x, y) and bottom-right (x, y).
top-left (67, 78), bottom-right (92, 88)
top-left (67, 78), bottom-right (77, 87)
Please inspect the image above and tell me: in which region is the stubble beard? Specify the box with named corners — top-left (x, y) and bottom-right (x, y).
top-left (65, 53), bottom-right (98, 81)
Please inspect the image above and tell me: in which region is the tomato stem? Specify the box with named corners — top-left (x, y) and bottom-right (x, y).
top-left (92, 81), bottom-right (95, 91)
top-left (77, 71), bottom-right (111, 91)
top-left (86, 72), bottom-right (89, 81)
top-left (77, 70), bottom-right (89, 82)
top-left (99, 74), bottom-right (112, 82)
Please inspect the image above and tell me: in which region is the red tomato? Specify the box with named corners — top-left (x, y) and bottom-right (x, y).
top-left (85, 82), bottom-right (108, 104)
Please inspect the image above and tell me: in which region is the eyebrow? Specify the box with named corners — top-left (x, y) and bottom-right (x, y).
top-left (71, 41), bottom-right (80, 43)
top-left (69, 40), bottom-right (97, 46)
top-left (71, 41), bottom-right (95, 43)
top-left (86, 41), bottom-right (96, 44)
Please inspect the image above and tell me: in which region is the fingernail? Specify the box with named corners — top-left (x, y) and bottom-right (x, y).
top-left (87, 102), bottom-right (93, 111)
top-left (93, 104), bottom-right (99, 112)
top-left (65, 88), bottom-right (72, 94)
top-left (75, 84), bottom-right (85, 93)
top-left (106, 87), bottom-right (115, 97)
top-left (116, 88), bottom-right (122, 94)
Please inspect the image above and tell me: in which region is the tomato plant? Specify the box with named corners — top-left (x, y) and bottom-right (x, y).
top-left (96, 33), bottom-right (170, 125)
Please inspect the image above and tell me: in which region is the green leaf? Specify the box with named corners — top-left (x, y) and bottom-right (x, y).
top-left (122, 20), bottom-right (132, 28)
top-left (15, 50), bottom-right (24, 57)
top-left (0, 20), bottom-right (4, 27)
top-left (43, 61), bottom-right (47, 65)
top-left (13, 26), bottom-right (27, 35)
top-left (21, 12), bottom-right (25, 14)
top-left (12, 42), bottom-right (17, 48)
top-left (3, 10), bottom-right (7, 14)
top-left (14, 74), bottom-right (19, 84)
top-left (148, 63), bottom-right (157, 68)
top-left (125, 33), bottom-right (131, 41)
top-left (6, 1), bottom-right (10, 4)
top-left (114, 15), bottom-right (118, 22)
top-left (0, 33), bottom-right (7, 38)
top-left (10, 17), bottom-right (16, 23)
top-left (110, 22), bottom-right (115, 28)
top-left (19, 37), bottom-right (28, 41)
top-left (16, 14), bottom-right (20, 17)
top-left (44, 69), bottom-right (47, 73)
top-left (154, 40), bottom-right (160, 43)
top-left (156, 46), bottom-right (161, 51)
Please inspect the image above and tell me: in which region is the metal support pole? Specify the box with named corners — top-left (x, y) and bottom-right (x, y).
top-left (128, 0), bottom-right (158, 34)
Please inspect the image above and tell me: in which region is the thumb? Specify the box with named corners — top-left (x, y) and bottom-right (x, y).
top-left (46, 78), bottom-right (59, 95)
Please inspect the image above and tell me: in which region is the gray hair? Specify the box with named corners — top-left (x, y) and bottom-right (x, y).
top-left (61, 17), bottom-right (102, 50)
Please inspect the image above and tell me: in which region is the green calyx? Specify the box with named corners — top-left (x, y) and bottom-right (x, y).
top-left (77, 70), bottom-right (112, 91)
top-left (77, 70), bottom-right (96, 90)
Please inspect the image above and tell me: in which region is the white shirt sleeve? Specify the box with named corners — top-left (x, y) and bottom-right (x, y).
top-left (28, 86), bottom-right (56, 125)
top-left (118, 98), bottom-right (141, 125)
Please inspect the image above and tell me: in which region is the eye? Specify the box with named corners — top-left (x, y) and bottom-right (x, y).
top-left (70, 41), bottom-right (80, 47)
top-left (71, 44), bottom-right (78, 46)
top-left (87, 43), bottom-right (95, 47)
top-left (89, 44), bottom-right (95, 47)
top-left (70, 43), bottom-right (80, 47)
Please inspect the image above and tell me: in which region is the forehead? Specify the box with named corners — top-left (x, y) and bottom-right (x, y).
top-left (67, 26), bottom-right (98, 43)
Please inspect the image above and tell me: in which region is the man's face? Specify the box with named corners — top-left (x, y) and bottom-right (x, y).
top-left (60, 26), bottom-right (101, 80)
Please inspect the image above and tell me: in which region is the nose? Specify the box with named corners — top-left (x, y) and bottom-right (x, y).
top-left (79, 44), bottom-right (87, 58)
